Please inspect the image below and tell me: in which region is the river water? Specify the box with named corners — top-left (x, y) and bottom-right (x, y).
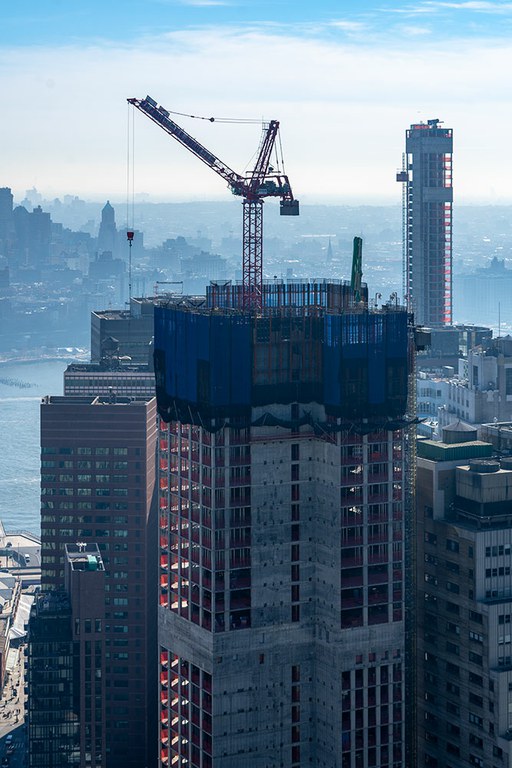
top-left (0, 360), bottom-right (67, 535)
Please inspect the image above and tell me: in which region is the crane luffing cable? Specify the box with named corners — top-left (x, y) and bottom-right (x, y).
top-left (127, 94), bottom-right (299, 311)
top-left (162, 107), bottom-right (263, 124)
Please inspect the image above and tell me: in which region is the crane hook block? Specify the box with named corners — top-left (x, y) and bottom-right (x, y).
top-left (280, 200), bottom-right (300, 216)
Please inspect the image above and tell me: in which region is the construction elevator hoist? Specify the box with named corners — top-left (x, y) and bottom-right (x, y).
top-left (128, 95), bottom-right (299, 311)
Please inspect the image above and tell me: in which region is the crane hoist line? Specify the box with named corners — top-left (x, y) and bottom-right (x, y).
top-left (127, 95), bottom-right (299, 311)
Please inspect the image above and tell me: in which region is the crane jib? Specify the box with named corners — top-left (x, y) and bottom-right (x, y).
top-left (128, 95), bottom-right (299, 311)
top-left (137, 98), bottom-right (243, 186)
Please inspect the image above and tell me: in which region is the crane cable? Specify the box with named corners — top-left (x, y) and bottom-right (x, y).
top-left (277, 129), bottom-right (286, 177)
top-left (126, 102), bottom-right (135, 231)
top-left (126, 104), bottom-right (136, 302)
top-left (165, 107), bottom-right (263, 125)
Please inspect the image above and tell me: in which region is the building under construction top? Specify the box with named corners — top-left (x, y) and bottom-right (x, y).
top-left (154, 279), bottom-right (413, 431)
top-left (398, 119), bottom-right (453, 328)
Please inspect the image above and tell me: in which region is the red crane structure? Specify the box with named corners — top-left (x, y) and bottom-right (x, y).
top-left (128, 95), bottom-right (299, 310)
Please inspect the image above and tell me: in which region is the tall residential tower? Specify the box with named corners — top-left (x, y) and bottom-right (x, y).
top-left (398, 120), bottom-right (453, 327)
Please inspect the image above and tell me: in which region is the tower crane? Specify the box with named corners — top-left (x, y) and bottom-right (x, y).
top-left (127, 95), bottom-right (299, 311)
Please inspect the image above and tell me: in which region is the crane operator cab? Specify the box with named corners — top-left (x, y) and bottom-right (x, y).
top-left (280, 200), bottom-right (300, 216)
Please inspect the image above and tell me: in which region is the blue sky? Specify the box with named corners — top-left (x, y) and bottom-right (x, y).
top-left (5, 1), bottom-right (512, 45)
top-left (2, 1), bottom-right (512, 203)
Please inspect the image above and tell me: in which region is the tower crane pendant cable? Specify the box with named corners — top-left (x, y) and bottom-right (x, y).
top-left (126, 103), bottom-right (135, 302)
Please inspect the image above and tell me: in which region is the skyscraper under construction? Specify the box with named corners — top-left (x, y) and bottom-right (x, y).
top-left (156, 279), bottom-right (420, 768)
top-left (398, 120), bottom-right (453, 327)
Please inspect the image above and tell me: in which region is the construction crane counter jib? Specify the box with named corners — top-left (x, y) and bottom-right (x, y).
top-left (128, 95), bottom-right (299, 310)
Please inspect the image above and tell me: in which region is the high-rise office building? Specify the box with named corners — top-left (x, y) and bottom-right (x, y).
top-left (417, 423), bottom-right (512, 767)
top-left (27, 543), bottom-right (106, 768)
top-left (91, 297), bottom-right (158, 366)
top-left (397, 120), bottom-right (453, 327)
top-left (156, 280), bottom-right (418, 768)
top-left (39, 394), bottom-right (157, 768)
top-left (27, 591), bottom-right (77, 767)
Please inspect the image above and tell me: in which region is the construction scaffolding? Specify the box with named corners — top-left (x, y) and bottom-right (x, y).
top-left (154, 284), bottom-right (411, 429)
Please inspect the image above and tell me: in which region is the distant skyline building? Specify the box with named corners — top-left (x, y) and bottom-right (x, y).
top-left (456, 256), bottom-right (512, 329)
top-left (398, 119), bottom-right (453, 327)
top-left (97, 201), bottom-right (118, 257)
top-left (156, 279), bottom-right (419, 768)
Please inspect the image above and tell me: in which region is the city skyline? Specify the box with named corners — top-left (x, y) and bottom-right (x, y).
top-left (2, 1), bottom-right (512, 203)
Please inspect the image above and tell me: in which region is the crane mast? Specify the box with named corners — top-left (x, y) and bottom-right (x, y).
top-left (128, 95), bottom-right (299, 310)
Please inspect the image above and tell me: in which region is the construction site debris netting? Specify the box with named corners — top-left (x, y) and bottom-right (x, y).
top-left (154, 305), bottom-right (409, 426)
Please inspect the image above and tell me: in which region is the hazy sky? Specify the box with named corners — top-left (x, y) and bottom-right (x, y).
top-left (2, 0), bottom-right (512, 204)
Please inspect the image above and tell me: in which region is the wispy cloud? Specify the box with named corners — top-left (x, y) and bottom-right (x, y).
top-left (177, 0), bottom-right (232, 5)
top-left (399, 23), bottom-right (432, 33)
top-left (385, 0), bottom-right (512, 13)
top-left (379, 5), bottom-right (438, 14)
top-left (328, 20), bottom-right (367, 32)
top-left (425, 1), bottom-right (512, 9)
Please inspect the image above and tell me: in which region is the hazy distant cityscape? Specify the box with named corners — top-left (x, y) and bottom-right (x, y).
top-left (2, 186), bottom-right (512, 360)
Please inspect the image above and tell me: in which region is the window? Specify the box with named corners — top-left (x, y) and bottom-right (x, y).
top-left (446, 662), bottom-right (459, 677)
top-left (468, 672), bottom-right (483, 687)
top-left (446, 539), bottom-right (459, 553)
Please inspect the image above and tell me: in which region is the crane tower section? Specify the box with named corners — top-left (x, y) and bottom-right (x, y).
top-left (128, 95), bottom-right (299, 311)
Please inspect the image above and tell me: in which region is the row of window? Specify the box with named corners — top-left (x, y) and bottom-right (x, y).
top-left (42, 447), bottom-right (129, 455)
top-left (42, 488), bottom-right (130, 496)
top-left (42, 461), bottom-right (128, 470)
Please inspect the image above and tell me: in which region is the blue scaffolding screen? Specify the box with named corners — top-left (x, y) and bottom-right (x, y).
top-left (154, 304), bottom-right (410, 425)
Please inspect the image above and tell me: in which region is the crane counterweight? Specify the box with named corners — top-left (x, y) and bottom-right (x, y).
top-left (128, 95), bottom-right (299, 310)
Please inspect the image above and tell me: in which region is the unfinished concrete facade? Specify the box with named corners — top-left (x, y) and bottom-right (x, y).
top-left (156, 281), bottom-right (417, 768)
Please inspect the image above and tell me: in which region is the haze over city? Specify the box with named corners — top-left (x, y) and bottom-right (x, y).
top-left (2, 0), bottom-right (512, 203)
